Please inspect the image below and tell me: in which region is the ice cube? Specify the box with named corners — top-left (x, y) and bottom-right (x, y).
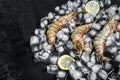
top-left (82, 0), bottom-right (88, 3)
top-left (114, 31), bottom-right (120, 40)
top-left (84, 13), bottom-right (91, 18)
top-left (66, 41), bottom-right (73, 49)
top-left (79, 78), bottom-right (86, 80)
top-left (55, 15), bottom-right (60, 19)
top-left (76, 61), bottom-right (83, 67)
top-left (39, 44), bottom-right (42, 50)
top-left (85, 17), bottom-right (93, 23)
top-left (39, 34), bottom-right (47, 42)
top-left (44, 45), bottom-right (53, 51)
top-left (66, 10), bottom-right (70, 14)
top-left (99, 20), bottom-right (106, 25)
top-left (96, 14), bottom-right (101, 20)
top-left (41, 52), bottom-right (50, 60)
top-left (57, 31), bottom-right (64, 39)
top-left (102, 14), bottom-right (108, 20)
top-left (108, 5), bottom-right (117, 16)
top-left (59, 9), bottom-right (65, 15)
top-left (56, 41), bottom-right (64, 46)
top-left (48, 12), bottom-right (54, 20)
top-left (50, 56), bottom-right (58, 64)
top-left (32, 46), bottom-right (39, 52)
top-left (55, 6), bottom-right (60, 11)
top-left (39, 29), bottom-right (45, 34)
top-left (34, 52), bottom-right (41, 60)
top-left (62, 28), bottom-right (69, 33)
top-left (69, 63), bottom-right (76, 70)
top-left (82, 4), bottom-right (85, 9)
top-left (84, 36), bottom-right (91, 42)
top-left (30, 36), bottom-right (39, 45)
top-left (78, 7), bottom-right (83, 13)
top-left (68, 7), bottom-right (73, 12)
top-left (110, 5), bottom-right (117, 11)
top-left (114, 14), bottom-right (120, 21)
top-left (92, 64), bottom-right (102, 73)
top-left (47, 65), bottom-right (58, 74)
top-left (42, 42), bottom-right (48, 48)
top-left (104, 62), bottom-right (112, 71)
top-left (61, 4), bottom-right (67, 10)
top-left (43, 19), bottom-right (48, 25)
top-left (81, 52), bottom-right (90, 62)
top-left (109, 47), bottom-right (118, 53)
top-left (57, 46), bottom-right (64, 53)
top-left (69, 51), bottom-right (76, 58)
top-left (40, 22), bottom-right (45, 28)
top-left (73, 2), bottom-right (79, 8)
top-left (34, 51), bottom-right (46, 61)
top-left (99, 1), bottom-right (104, 8)
top-left (68, 25), bottom-right (74, 32)
top-left (62, 35), bottom-right (69, 42)
top-left (76, 0), bottom-right (81, 3)
top-left (117, 24), bottom-right (120, 30)
top-left (92, 23), bottom-right (101, 30)
top-left (106, 40), bottom-right (113, 46)
top-left (98, 70), bottom-right (108, 80)
top-left (70, 70), bottom-right (83, 80)
top-left (88, 72), bottom-right (97, 80)
top-left (90, 52), bottom-right (96, 63)
top-left (108, 78), bottom-right (116, 80)
top-left (116, 42), bottom-right (120, 46)
top-left (115, 54), bottom-right (120, 62)
top-left (57, 71), bottom-right (66, 78)
top-left (67, 1), bottom-right (74, 8)
top-left (89, 30), bottom-right (97, 37)
top-left (81, 67), bottom-right (89, 74)
top-left (34, 29), bottom-right (39, 35)
top-left (105, 0), bottom-right (111, 5)
top-left (87, 62), bottom-right (95, 68)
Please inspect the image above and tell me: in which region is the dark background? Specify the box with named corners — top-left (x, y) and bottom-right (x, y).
top-left (0, 0), bottom-right (119, 80)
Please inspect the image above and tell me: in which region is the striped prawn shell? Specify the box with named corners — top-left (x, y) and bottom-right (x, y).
top-left (71, 23), bottom-right (93, 54)
top-left (71, 23), bottom-right (93, 44)
top-left (47, 11), bottom-right (78, 47)
top-left (93, 17), bottom-right (118, 62)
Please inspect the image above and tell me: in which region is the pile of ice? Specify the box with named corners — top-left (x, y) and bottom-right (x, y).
top-left (30, 0), bottom-right (120, 80)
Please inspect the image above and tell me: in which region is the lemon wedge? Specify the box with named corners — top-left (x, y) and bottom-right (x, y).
top-left (85, 1), bottom-right (100, 15)
top-left (58, 55), bottom-right (75, 70)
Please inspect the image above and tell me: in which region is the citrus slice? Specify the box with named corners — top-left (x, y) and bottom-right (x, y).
top-left (85, 1), bottom-right (100, 15)
top-left (58, 55), bottom-right (75, 70)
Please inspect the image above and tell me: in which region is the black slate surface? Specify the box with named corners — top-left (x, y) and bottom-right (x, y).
top-left (0, 0), bottom-right (119, 80)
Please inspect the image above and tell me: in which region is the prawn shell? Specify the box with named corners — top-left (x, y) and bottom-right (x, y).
top-left (47, 11), bottom-right (78, 47)
top-left (71, 23), bottom-right (93, 56)
top-left (93, 17), bottom-right (118, 62)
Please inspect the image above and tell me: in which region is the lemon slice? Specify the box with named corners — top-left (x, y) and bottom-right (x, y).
top-left (58, 55), bottom-right (75, 70)
top-left (85, 1), bottom-right (100, 14)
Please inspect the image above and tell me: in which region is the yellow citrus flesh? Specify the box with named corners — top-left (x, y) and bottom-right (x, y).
top-left (85, 1), bottom-right (100, 15)
top-left (58, 55), bottom-right (75, 70)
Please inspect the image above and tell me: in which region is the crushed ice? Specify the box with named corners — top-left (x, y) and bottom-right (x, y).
top-left (30, 0), bottom-right (120, 80)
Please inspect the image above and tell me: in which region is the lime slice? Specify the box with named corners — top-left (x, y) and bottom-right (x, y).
top-left (85, 1), bottom-right (100, 14)
top-left (58, 55), bottom-right (75, 70)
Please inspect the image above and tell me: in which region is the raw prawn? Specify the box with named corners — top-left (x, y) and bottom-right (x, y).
top-left (47, 11), bottom-right (78, 47)
top-left (93, 17), bottom-right (118, 62)
top-left (71, 23), bottom-right (94, 57)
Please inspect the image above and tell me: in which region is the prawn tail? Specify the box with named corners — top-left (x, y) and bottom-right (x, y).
top-left (53, 42), bottom-right (57, 48)
top-left (97, 53), bottom-right (111, 62)
top-left (77, 50), bottom-right (83, 58)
